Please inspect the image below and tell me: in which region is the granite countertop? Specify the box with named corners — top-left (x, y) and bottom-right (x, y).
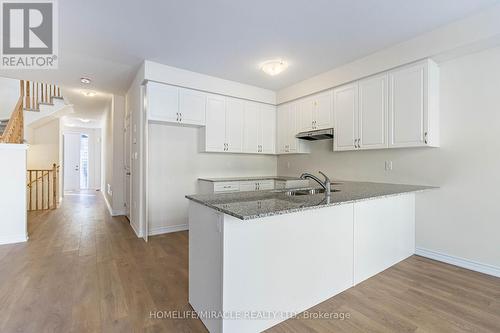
top-left (186, 181), bottom-right (436, 220)
top-left (198, 176), bottom-right (305, 182)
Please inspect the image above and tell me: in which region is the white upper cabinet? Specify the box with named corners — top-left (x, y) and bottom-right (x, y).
top-left (205, 94), bottom-right (226, 152)
top-left (147, 82), bottom-right (179, 123)
top-left (225, 98), bottom-right (244, 153)
top-left (147, 82), bottom-right (206, 126)
top-left (298, 91), bottom-right (333, 132)
top-left (298, 98), bottom-right (314, 132)
top-left (333, 59), bottom-right (439, 151)
top-left (358, 73), bottom-right (388, 150)
top-left (333, 83), bottom-right (358, 151)
top-left (243, 102), bottom-right (261, 153)
top-left (276, 102), bottom-right (310, 154)
top-left (259, 105), bottom-right (276, 154)
top-left (179, 88), bottom-right (206, 125)
top-left (388, 59), bottom-right (439, 148)
top-left (314, 90), bottom-right (333, 130)
top-left (243, 102), bottom-right (276, 154)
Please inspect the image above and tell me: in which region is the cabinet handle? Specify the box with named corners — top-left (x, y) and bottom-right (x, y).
top-left (176, 112), bottom-right (179, 121)
top-left (424, 132), bottom-right (428, 144)
top-left (180, 113), bottom-right (182, 122)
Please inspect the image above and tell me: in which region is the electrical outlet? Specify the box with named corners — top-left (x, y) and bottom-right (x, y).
top-left (385, 161), bottom-right (393, 171)
top-left (287, 162), bottom-right (291, 169)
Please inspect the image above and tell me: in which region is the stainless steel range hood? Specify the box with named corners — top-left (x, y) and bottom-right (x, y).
top-left (296, 128), bottom-right (333, 141)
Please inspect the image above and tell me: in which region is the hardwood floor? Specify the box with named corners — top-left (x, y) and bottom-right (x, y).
top-left (0, 192), bottom-right (499, 332)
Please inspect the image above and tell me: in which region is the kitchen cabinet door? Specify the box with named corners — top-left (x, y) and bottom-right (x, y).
top-left (276, 104), bottom-right (288, 154)
top-left (358, 74), bottom-right (388, 150)
top-left (313, 90), bottom-right (333, 130)
top-left (225, 98), bottom-right (244, 153)
top-left (388, 62), bottom-right (427, 148)
top-left (286, 103), bottom-right (297, 153)
top-left (205, 94), bottom-right (226, 152)
top-left (243, 102), bottom-right (260, 153)
top-left (179, 88), bottom-right (206, 126)
top-left (259, 105), bottom-right (276, 154)
top-left (298, 98), bottom-right (314, 132)
top-left (333, 83), bottom-right (358, 151)
top-left (147, 82), bottom-right (179, 122)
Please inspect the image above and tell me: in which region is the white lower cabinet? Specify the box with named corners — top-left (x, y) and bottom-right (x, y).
top-left (198, 179), bottom-right (276, 194)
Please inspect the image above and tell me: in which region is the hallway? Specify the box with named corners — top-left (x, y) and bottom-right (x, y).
top-left (0, 192), bottom-right (205, 332)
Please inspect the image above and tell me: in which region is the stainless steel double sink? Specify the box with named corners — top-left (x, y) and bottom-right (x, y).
top-left (284, 188), bottom-right (340, 196)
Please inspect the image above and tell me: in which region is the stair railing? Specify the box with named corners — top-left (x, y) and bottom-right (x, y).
top-left (0, 95), bottom-right (24, 144)
top-left (22, 80), bottom-right (62, 111)
top-left (27, 163), bottom-right (60, 211)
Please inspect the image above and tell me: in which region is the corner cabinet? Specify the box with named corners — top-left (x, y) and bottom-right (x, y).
top-left (333, 59), bottom-right (439, 151)
top-left (147, 81), bottom-right (206, 126)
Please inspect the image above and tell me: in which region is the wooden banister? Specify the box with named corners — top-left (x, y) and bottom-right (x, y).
top-left (27, 164), bottom-right (60, 211)
top-left (0, 96), bottom-right (24, 144)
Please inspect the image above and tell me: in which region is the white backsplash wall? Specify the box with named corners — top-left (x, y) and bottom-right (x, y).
top-left (278, 46), bottom-right (500, 269)
top-left (148, 123), bottom-right (277, 234)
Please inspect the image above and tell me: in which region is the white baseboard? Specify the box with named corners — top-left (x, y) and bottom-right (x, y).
top-left (0, 233), bottom-right (28, 245)
top-left (130, 221), bottom-right (142, 238)
top-left (415, 247), bottom-right (500, 278)
top-left (101, 193), bottom-right (126, 217)
top-left (149, 224), bottom-right (188, 236)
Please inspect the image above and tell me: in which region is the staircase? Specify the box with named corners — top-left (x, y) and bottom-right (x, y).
top-left (0, 119), bottom-right (8, 137)
top-left (0, 80), bottom-right (67, 144)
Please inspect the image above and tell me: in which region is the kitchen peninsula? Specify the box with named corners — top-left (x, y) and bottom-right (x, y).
top-left (186, 180), bottom-right (433, 333)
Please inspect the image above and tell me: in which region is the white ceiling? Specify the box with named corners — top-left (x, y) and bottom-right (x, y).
top-left (1, 0), bottom-right (499, 120)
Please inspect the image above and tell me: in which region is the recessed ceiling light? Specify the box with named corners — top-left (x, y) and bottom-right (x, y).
top-left (82, 91), bottom-right (96, 97)
top-left (261, 59), bottom-right (288, 76)
top-left (80, 77), bottom-right (91, 84)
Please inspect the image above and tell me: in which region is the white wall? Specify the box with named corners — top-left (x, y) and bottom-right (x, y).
top-left (102, 95), bottom-right (126, 215)
top-left (27, 118), bottom-right (61, 169)
top-left (0, 144), bottom-right (28, 244)
top-left (277, 46), bottom-right (500, 269)
top-left (0, 77), bottom-right (20, 119)
top-left (148, 124), bottom-right (277, 235)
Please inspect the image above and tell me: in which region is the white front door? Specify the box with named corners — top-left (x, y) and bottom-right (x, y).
top-left (64, 132), bottom-right (81, 191)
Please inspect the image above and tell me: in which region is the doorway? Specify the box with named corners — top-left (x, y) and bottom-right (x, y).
top-left (63, 130), bottom-right (101, 193)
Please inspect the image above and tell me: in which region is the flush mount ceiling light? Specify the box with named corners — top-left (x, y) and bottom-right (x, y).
top-left (261, 59), bottom-right (288, 76)
top-left (79, 118), bottom-right (91, 123)
top-left (82, 91), bottom-right (96, 97)
top-left (80, 77), bottom-right (91, 84)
